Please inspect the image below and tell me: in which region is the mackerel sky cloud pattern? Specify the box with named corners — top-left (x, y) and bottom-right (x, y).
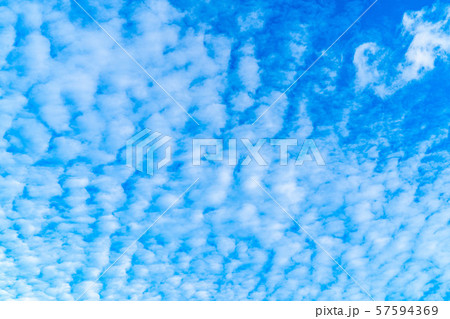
top-left (0, 0), bottom-right (449, 300)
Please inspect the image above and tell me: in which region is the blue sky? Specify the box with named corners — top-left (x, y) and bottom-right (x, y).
top-left (0, 0), bottom-right (449, 300)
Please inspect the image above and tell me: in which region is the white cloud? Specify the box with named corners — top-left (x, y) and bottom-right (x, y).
top-left (0, 7), bottom-right (16, 68)
top-left (11, 117), bottom-right (51, 158)
top-left (238, 11), bottom-right (264, 32)
top-left (354, 4), bottom-right (450, 97)
top-left (52, 137), bottom-right (84, 161)
top-left (354, 42), bottom-right (382, 88)
top-left (399, 6), bottom-right (450, 82)
top-left (238, 44), bottom-right (261, 93)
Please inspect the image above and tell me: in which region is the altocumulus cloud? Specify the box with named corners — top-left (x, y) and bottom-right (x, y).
top-left (0, 0), bottom-right (449, 301)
